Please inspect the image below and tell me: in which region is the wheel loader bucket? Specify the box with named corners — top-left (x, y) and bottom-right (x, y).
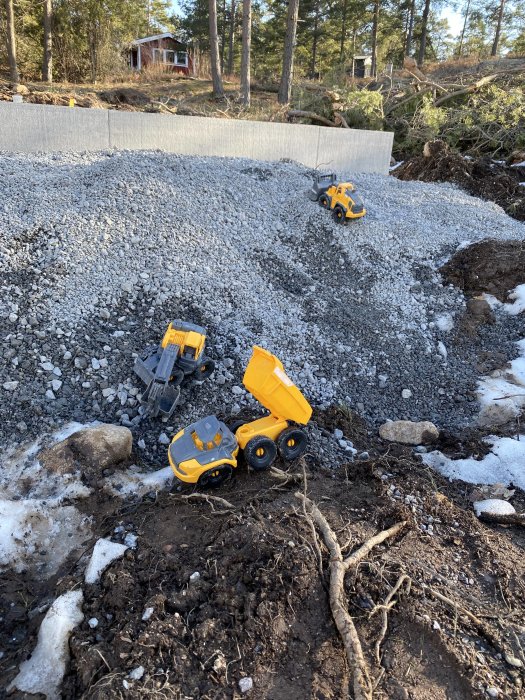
top-left (242, 346), bottom-right (312, 424)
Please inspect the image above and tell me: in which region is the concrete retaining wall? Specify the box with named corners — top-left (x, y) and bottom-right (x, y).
top-left (0, 102), bottom-right (393, 174)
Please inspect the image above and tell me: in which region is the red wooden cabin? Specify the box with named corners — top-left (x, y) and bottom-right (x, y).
top-left (129, 33), bottom-right (192, 75)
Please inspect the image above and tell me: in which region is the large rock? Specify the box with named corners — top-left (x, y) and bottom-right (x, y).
top-left (379, 420), bottom-right (439, 445)
top-left (39, 424), bottom-right (132, 480)
top-left (68, 425), bottom-right (132, 468)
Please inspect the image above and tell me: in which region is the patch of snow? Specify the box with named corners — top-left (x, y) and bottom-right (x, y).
top-left (519, 182), bottom-right (525, 187)
top-left (0, 497), bottom-right (91, 575)
top-left (0, 422), bottom-right (95, 576)
top-left (123, 533), bottom-right (138, 549)
top-left (474, 499), bottom-right (516, 517)
top-left (7, 590), bottom-right (84, 700)
top-left (85, 538), bottom-right (128, 584)
top-left (142, 607), bottom-right (154, 621)
top-left (103, 465), bottom-right (174, 497)
top-left (129, 666), bottom-right (145, 680)
top-left (477, 338), bottom-right (525, 426)
top-left (504, 284), bottom-right (525, 316)
top-left (511, 160), bottom-right (525, 168)
top-left (455, 240), bottom-right (472, 252)
top-left (423, 435), bottom-right (525, 490)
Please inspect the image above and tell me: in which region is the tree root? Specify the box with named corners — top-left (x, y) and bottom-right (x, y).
top-left (372, 574), bottom-right (412, 663)
top-left (175, 493), bottom-right (235, 512)
top-left (295, 492), bottom-right (407, 700)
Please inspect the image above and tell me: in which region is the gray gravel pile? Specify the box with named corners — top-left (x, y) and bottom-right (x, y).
top-left (0, 150), bottom-right (524, 457)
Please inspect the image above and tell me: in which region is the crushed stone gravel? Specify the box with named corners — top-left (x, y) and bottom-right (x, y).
top-left (0, 150), bottom-right (524, 457)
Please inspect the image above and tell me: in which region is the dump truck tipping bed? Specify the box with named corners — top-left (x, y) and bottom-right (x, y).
top-left (242, 346), bottom-right (312, 424)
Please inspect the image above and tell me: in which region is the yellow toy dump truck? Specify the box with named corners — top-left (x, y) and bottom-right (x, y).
top-left (134, 320), bottom-right (215, 419)
top-left (309, 172), bottom-right (366, 222)
top-left (168, 346), bottom-right (312, 487)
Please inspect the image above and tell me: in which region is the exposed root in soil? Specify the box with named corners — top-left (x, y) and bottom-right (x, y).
top-left (296, 491), bottom-right (407, 700)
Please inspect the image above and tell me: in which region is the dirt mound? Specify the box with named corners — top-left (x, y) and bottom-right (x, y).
top-left (3, 418), bottom-right (524, 700)
top-left (98, 88), bottom-right (150, 108)
top-left (394, 141), bottom-right (525, 221)
top-left (441, 239), bottom-right (525, 301)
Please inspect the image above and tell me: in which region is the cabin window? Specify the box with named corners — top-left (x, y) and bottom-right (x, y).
top-left (164, 50), bottom-right (176, 64)
top-left (152, 48), bottom-right (162, 63)
top-left (175, 51), bottom-right (188, 67)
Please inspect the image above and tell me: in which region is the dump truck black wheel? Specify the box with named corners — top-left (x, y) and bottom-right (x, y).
top-left (319, 194), bottom-right (330, 209)
top-left (227, 419), bottom-right (245, 433)
top-left (277, 427), bottom-right (308, 461)
top-left (198, 464), bottom-right (233, 488)
top-left (244, 436), bottom-right (277, 471)
top-left (195, 359), bottom-right (215, 382)
top-left (333, 205), bottom-right (346, 224)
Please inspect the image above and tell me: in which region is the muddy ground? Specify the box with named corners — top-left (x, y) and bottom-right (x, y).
top-left (2, 407), bottom-right (525, 700)
top-left (394, 142), bottom-right (525, 222)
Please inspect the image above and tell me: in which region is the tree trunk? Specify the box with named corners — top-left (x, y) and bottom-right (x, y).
top-left (278, 0), bottom-right (300, 104)
top-left (240, 0), bottom-right (251, 106)
top-left (42, 0), bottom-right (53, 83)
top-left (339, 0), bottom-right (348, 61)
top-left (371, 0), bottom-right (379, 78)
top-left (4, 0), bottom-right (19, 85)
top-left (309, 0), bottom-right (321, 77)
top-left (220, 0), bottom-right (226, 72)
top-left (209, 0), bottom-right (225, 97)
top-left (227, 0), bottom-right (236, 74)
top-left (491, 0), bottom-right (506, 56)
top-left (417, 0), bottom-right (431, 67)
top-left (458, 0), bottom-right (471, 57)
top-left (405, 0), bottom-right (415, 56)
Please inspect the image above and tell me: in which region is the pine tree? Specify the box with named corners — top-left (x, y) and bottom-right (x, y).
top-left (278, 0), bottom-right (300, 104)
top-left (209, 0), bottom-right (225, 97)
top-left (240, 0), bottom-right (251, 105)
top-left (4, 0), bottom-right (19, 84)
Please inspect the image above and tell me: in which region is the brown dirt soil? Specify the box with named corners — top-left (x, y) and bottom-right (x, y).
top-left (2, 414), bottom-right (525, 700)
top-left (440, 240), bottom-right (525, 301)
top-left (394, 141), bottom-right (525, 222)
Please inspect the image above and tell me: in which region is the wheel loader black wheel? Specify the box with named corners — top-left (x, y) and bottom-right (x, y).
top-left (319, 194), bottom-right (330, 208)
top-left (198, 464), bottom-right (233, 489)
top-left (277, 427), bottom-right (308, 461)
top-left (333, 205), bottom-right (346, 224)
top-left (244, 436), bottom-right (277, 472)
top-left (195, 359), bottom-right (215, 382)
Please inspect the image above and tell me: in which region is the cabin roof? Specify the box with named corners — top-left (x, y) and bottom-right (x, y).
top-left (131, 32), bottom-right (185, 46)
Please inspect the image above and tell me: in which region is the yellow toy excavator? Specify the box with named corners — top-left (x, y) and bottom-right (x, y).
top-left (168, 346), bottom-right (312, 487)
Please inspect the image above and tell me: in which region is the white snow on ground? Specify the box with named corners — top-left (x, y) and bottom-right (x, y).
top-left (474, 499), bottom-right (516, 516)
top-left (104, 465), bottom-right (174, 497)
top-left (85, 538), bottom-right (128, 584)
top-left (504, 284), bottom-right (525, 316)
top-left (0, 421), bottom-right (94, 501)
top-left (423, 435), bottom-right (525, 490)
top-left (0, 423), bottom-right (95, 575)
top-left (511, 160), bottom-right (525, 168)
top-left (477, 338), bottom-right (525, 426)
top-left (0, 498), bottom-right (91, 574)
top-left (7, 589), bottom-right (84, 700)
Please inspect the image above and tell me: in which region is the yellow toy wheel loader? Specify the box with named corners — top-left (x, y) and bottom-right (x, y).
top-left (309, 172), bottom-right (366, 222)
top-left (168, 346), bottom-right (312, 487)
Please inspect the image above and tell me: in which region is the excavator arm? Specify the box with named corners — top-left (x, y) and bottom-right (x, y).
top-left (134, 343), bottom-right (183, 418)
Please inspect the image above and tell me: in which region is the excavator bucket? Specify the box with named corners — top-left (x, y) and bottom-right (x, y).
top-left (242, 346), bottom-right (312, 424)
